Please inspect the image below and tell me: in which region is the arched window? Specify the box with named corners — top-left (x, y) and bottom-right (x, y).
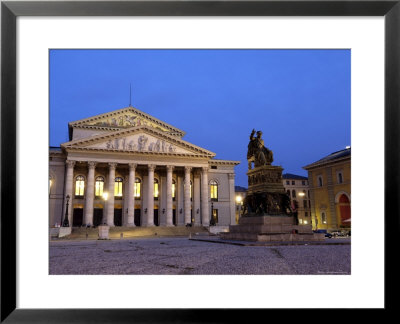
top-left (134, 177), bottom-right (141, 199)
top-left (114, 177), bottom-right (123, 197)
top-left (318, 176), bottom-right (323, 187)
top-left (286, 190), bottom-right (290, 196)
top-left (172, 179), bottom-right (176, 201)
top-left (95, 176), bottom-right (104, 197)
top-left (154, 178), bottom-right (159, 200)
top-left (210, 180), bottom-right (218, 201)
top-left (292, 190), bottom-right (296, 198)
top-left (75, 175), bottom-right (85, 197)
top-left (338, 172), bottom-right (343, 184)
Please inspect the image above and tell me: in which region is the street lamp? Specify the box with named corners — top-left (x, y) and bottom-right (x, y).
top-left (62, 195), bottom-right (70, 227)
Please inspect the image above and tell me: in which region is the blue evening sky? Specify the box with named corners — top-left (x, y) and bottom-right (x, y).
top-left (50, 49), bottom-right (350, 187)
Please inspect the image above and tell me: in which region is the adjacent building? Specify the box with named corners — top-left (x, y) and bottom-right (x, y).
top-left (49, 106), bottom-right (240, 229)
top-left (282, 173), bottom-right (312, 225)
top-left (303, 147), bottom-right (351, 232)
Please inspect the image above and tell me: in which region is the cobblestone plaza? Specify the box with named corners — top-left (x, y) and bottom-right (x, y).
top-left (49, 237), bottom-right (350, 275)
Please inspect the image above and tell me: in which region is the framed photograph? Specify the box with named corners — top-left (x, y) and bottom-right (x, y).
top-left (1, 0), bottom-right (398, 322)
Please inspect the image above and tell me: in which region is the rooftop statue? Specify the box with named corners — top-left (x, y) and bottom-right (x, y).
top-left (247, 129), bottom-right (273, 169)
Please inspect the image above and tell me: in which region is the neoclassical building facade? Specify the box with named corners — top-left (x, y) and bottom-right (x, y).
top-left (49, 106), bottom-right (239, 228)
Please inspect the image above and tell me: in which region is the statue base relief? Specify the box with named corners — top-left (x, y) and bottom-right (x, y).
top-left (220, 215), bottom-right (324, 242)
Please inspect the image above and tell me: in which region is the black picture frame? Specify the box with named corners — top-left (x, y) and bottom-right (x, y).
top-left (1, 0), bottom-right (399, 322)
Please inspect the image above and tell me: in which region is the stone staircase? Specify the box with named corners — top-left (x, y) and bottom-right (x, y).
top-left (54, 225), bottom-right (210, 240)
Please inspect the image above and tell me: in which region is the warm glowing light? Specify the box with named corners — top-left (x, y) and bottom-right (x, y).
top-left (172, 182), bottom-right (176, 198)
top-left (114, 177), bottom-right (123, 197)
top-left (236, 195), bottom-right (242, 203)
top-left (298, 192), bottom-right (305, 197)
top-left (95, 179), bottom-right (104, 197)
top-left (304, 220), bottom-right (308, 224)
top-left (210, 180), bottom-right (218, 199)
top-left (134, 184), bottom-right (141, 197)
top-left (154, 180), bottom-right (159, 198)
top-left (102, 192), bottom-right (108, 201)
top-left (75, 176), bottom-right (85, 196)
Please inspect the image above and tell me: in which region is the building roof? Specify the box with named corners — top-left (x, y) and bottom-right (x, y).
top-left (303, 147), bottom-right (351, 170)
top-left (282, 173), bottom-right (308, 180)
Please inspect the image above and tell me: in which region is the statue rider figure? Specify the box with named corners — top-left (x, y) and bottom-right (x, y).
top-left (247, 129), bottom-right (273, 169)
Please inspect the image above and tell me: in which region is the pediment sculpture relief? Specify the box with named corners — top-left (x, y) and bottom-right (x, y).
top-left (104, 135), bottom-right (177, 153)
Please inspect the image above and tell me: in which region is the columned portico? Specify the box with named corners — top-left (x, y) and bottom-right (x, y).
top-left (63, 160), bottom-right (76, 226)
top-left (201, 167), bottom-right (210, 226)
top-left (84, 161), bottom-right (96, 226)
top-left (52, 106), bottom-right (239, 230)
top-left (126, 163), bottom-right (137, 226)
top-left (166, 165), bottom-right (174, 226)
top-left (106, 162), bottom-right (117, 226)
top-left (147, 164), bottom-right (156, 226)
top-left (184, 166), bottom-right (192, 225)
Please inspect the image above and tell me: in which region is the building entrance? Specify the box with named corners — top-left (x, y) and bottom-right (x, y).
top-left (93, 208), bottom-right (103, 226)
top-left (154, 209), bottom-right (159, 226)
top-left (114, 209), bottom-right (122, 226)
top-left (72, 208), bottom-right (83, 227)
top-left (134, 209), bottom-right (141, 226)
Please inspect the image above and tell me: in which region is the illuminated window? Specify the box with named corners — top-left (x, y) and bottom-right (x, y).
top-left (114, 177), bottom-right (123, 197)
top-left (75, 175), bottom-right (85, 197)
top-left (154, 179), bottom-right (159, 200)
top-left (134, 177), bottom-right (141, 199)
top-left (321, 212), bottom-right (327, 224)
top-left (49, 176), bottom-right (53, 194)
top-left (210, 180), bottom-right (218, 201)
top-left (172, 179), bottom-right (176, 201)
top-left (95, 176), bottom-right (104, 197)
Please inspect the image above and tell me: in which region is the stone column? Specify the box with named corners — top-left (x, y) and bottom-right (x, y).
top-left (105, 163), bottom-right (117, 226)
top-left (184, 166), bottom-right (192, 225)
top-left (201, 167), bottom-right (210, 226)
top-left (166, 165), bottom-right (174, 226)
top-left (228, 173), bottom-right (236, 225)
top-left (193, 170), bottom-right (201, 226)
top-left (84, 161), bottom-right (96, 226)
top-left (63, 160), bottom-right (76, 226)
top-left (147, 164), bottom-right (155, 226)
top-left (126, 163), bottom-right (137, 226)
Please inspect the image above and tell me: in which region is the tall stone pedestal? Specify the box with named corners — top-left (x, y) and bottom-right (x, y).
top-left (220, 215), bottom-right (324, 242)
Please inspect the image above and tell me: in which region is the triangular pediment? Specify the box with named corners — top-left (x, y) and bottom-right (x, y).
top-left (69, 106), bottom-right (185, 137)
top-left (62, 125), bottom-right (215, 157)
